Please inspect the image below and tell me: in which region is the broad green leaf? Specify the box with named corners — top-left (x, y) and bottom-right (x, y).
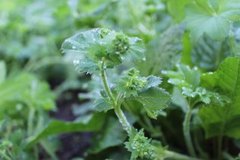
top-left (191, 35), bottom-right (230, 71)
top-left (181, 31), bottom-right (192, 66)
top-left (167, 0), bottom-right (190, 22)
top-left (199, 57), bottom-right (240, 138)
top-left (137, 25), bottom-right (183, 75)
top-left (184, 0), bottom-right (240, 41)
top-left (0, 61), bottom-right (6, 84)
top-left (89, 117), bottom-right (127, 153)
top-left (62, 28), bottom-right (145, 73)
top-left (136, 88), bottom-right (170, 119)
top-left (27, 112), bottom-right (105, 146)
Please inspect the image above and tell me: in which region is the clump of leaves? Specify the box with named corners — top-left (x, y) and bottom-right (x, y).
top-left (163, 63), bottom-right (230, 157)
top-left (62, 28), bottom-right (144, 73)
top-left (0, 67), bottom-right (56, 159)
top-left (61, 28), bottom-right (195, 160)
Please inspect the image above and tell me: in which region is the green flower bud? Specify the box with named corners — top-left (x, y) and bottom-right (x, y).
top-left (112, 33), bottom-right (130, 55)
top-left (125, 129), bottom-right (156, 160)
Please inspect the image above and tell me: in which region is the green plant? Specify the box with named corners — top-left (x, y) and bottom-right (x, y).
top-left (60, 28), bottom-right (200, 160)
top-left (2, 0), bottom-right (240, 159)
top-left (0, 61), bottom-right (56, 159)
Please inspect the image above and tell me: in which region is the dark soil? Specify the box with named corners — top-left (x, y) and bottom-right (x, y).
top-left (48, 88), bottom-right (93, 160)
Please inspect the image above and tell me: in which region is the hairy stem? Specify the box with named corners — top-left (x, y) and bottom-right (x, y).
top-left (100, 59), bottom-right (132, 134)
top-left (100, 60), bottom-right (116, 105)
top-left (114, 104), bottom-right (132, 134)
top-left (183, 107), bottom-right (196, 157)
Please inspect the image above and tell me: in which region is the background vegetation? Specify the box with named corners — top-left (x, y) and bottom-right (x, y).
top-left (0, 0), bottom-right (240, 160)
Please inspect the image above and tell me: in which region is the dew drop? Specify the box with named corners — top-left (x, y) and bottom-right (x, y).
top-left (73, 59), bottom-right (80, 65)
top-left (72, 46), bottom-right (76, 49)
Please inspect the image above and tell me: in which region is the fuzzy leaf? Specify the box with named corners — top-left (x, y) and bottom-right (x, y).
top-left (62, 28), bottom-right (145, 73)
top-left (185, 0), bottom-right (240, 41)
top-left (27, 113), bottom-right (105, 146)
top-left (93, 98), bottom-right (112, 112)
top-left (191, 35), bottom-right (230, 71)
top-left (167, 0), bottom-right (190, 22)
top-left (136, 88), bottom-right (170, 119)
top-left (145, 76), bottom-right (162, 89)
top-left (199, 57), bottom-right (240, 138)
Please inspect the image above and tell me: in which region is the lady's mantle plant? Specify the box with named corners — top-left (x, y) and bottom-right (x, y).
top-left (62, 28), bottom-right (197, 160)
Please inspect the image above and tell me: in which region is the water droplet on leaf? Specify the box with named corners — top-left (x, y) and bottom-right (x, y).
top-left (73, 59), bottom-right (80, 65)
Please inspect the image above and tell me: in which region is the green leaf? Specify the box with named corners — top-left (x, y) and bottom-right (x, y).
top-left (199, 57), bottom-right (240, 138)
top-left (182, 87), bottom-right (228, 105)
top-left (191, 35), bottom-right (230, 71)
top-left (145, 76), bottom-right (162, 89)
top-left (62, 28), bottom-right (145, 72)
top-left (0, 73), bottom-right (55, 112)
top-left (172, 88), bottom-right (188, 112)
top-left (137, 25), bottom-right (183, 75)
top-left (136, 88), bottom-right (170, 119)
top-left (164, 64), bottom-right (225, 106)
top-left (162, 64), bottom-right (201, 88)
top-left (93, 98), bottom-right (113, 112)
top-left (167, 0), bottom-right (190, 22)
top-left (89, 117), bottom-right (127, 153)
top-left (181, 31), bottom-right (193, 66)
top-left (27, 112), bottom-right (105, 146)
top-left (184, 0), bottom-right (240, 41)
top-left (0, 61), bottom-right (6, 84)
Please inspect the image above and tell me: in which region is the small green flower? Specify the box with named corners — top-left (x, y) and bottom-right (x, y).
top-left (125, 129), bottom-right (156, 160)
top-left (116, 69), bottom-right (147, 97)
top-left (112, 33), bottom-right (130, 55)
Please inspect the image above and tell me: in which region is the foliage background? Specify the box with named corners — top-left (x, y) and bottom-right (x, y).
top-left (0, 0), bottom-right (240, 160)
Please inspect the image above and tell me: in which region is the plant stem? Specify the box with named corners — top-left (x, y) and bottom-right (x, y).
top-left (114, 104), bottom-right (132, 134)
top-left (183, 107), bottom-right (196, 157)
top-left (164, 150), bottom-right (200, 160)
top-left (100, 59), bottom-right (132, 134)
top-left (100, 60), bottom-right (116, 105)
top-left (193, 130), bottom-right (208, 159)
top-left (217, 134), bottom-right (223, 160)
